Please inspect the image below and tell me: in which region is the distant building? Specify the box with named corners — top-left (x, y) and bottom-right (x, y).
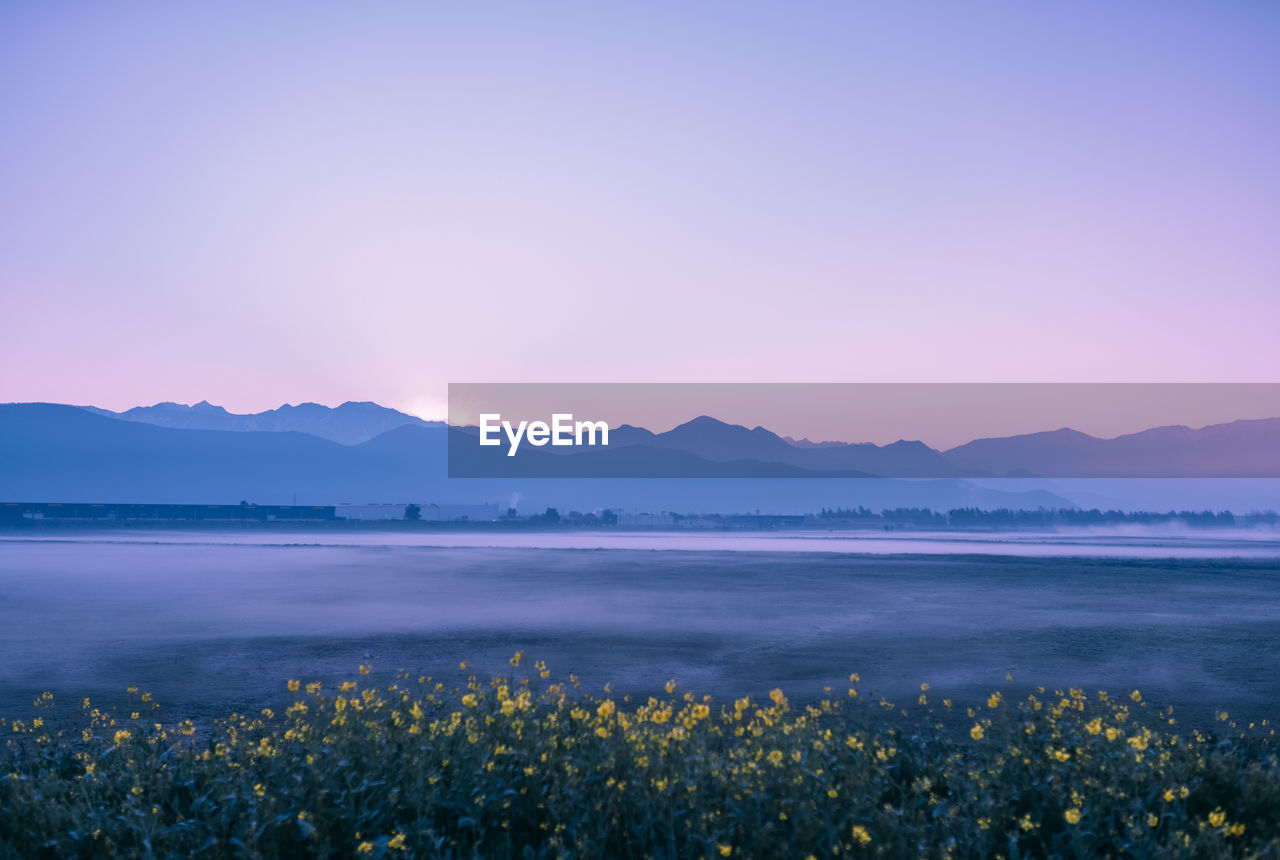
top-left (334, 504), bottom-right (409, 521)
top-left (618, 511), bottom-right (675, 527)
top-left (726, 514), bottom-right (806, 529)
top-left (674, 515), bottom-right (724, 529)
top-left (419, 503), bottom-right (500, 522)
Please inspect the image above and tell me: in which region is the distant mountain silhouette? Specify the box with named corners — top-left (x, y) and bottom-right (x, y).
top-left (2, 403), bottom-right (408, 503)
top-left (449, 427), bottom-right (876, 478)
top-left (584, 416), bottom-right (962, 477)
top-left (379, 410), bottom-right (1280, 479)
top-left (781, 437), bottom-right (851, 449)
top-left (945, 418), bottom-right (1280, 477)
top-left (79, 400), bottom-right (442, 445)
top-left (0, 403), bottom-right (1075, 512)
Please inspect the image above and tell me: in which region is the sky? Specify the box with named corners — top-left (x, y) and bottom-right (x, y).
top-left (2, 1), bottom-right (1278, 425)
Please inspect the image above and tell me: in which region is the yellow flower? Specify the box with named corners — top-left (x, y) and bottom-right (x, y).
top-left (287, 680), bottom-right (300, 692)
top-left (357, 842), bottom-right (374, 855)
top-left (1130, 690), bottom-right (1142, 702)
top-left (665, 680), bottom-right (677, 695)
top-left (389, 832), bottom-right (407, 850)
top-left (970, 724), bottom-right (984, 740)
top-left (510, 651), bottom-right (523, 666)
top-left (1164, 789), bottom-right (1176, 802)
top-left (597, 700), bottom-right (616, 719)
top-left (987, 693), bottom-right (1002, 708)
top-left (1209, 809), bottom-right (1226, 828)
top-left (1064, 808), bottom-right (1081, 825)
top-left (767, 750), bottom-right (784, 766)
top-left (1148, 814), bottom-right (1159, 827)
top-left (717, 845), bottom-right (732, 857)
top-left (852, 825), bottom-right (871, 845)
top-left (1085, 718), bottom-right (1102, 735)
top-left (1229, 823), bottom-right (1246, 837)
top-left (769, 689), bottom-right (787, 708)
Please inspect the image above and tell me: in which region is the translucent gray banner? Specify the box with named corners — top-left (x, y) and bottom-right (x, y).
top-left (447, 383), bottom-right (1280, 478)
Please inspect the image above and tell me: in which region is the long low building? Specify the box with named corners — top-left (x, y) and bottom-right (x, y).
top-left (1, 502), bottom-right (338, 522)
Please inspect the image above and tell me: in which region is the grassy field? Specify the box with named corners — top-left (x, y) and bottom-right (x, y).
top-left (2, 658), bottom-right (1277, 859)
top-left (3, 538), bottom-right (1279, 856)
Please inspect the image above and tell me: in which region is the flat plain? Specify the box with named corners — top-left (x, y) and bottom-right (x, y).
top-left (1, 530), bottom-right (1277, 725)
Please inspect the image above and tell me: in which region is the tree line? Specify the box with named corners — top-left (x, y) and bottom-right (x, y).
top-left (817, 506), bottom-right (1279, 528)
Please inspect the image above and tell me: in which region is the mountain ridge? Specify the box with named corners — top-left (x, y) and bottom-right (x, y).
top-left (0, 403), bottom-right (1076, 512)
top-left (9, 401), bottom-right (1280, 483)
top-left (76, 400), bottom-right (443, 445)
top-left (944, 417), bottom-right (1280, 477)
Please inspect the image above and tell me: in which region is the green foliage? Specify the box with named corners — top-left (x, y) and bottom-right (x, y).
top-left (1, 664), bottom-right (1277, 858)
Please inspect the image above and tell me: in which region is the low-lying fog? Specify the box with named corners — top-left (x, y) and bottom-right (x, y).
top-left (1, 530), bottom-right (1278, 725)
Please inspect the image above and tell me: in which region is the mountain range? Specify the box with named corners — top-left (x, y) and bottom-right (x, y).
top-left (1, 401), bottom-right (1278, 511)
top-left (451, 413), bottom-right (1280, 479)
top-left (944, 420), bottom-right (1280, 477)
top-left (81, 400), bottom-right (442, 445)
top-left (0, 403), bottom-right (1068, 512)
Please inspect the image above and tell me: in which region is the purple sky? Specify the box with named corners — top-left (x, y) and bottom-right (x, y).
top-left (2, 2), bottom-right (1278, 423)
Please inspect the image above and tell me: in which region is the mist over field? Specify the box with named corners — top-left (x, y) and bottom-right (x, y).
top-left (3, 531), bottom-right (1278, 726)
